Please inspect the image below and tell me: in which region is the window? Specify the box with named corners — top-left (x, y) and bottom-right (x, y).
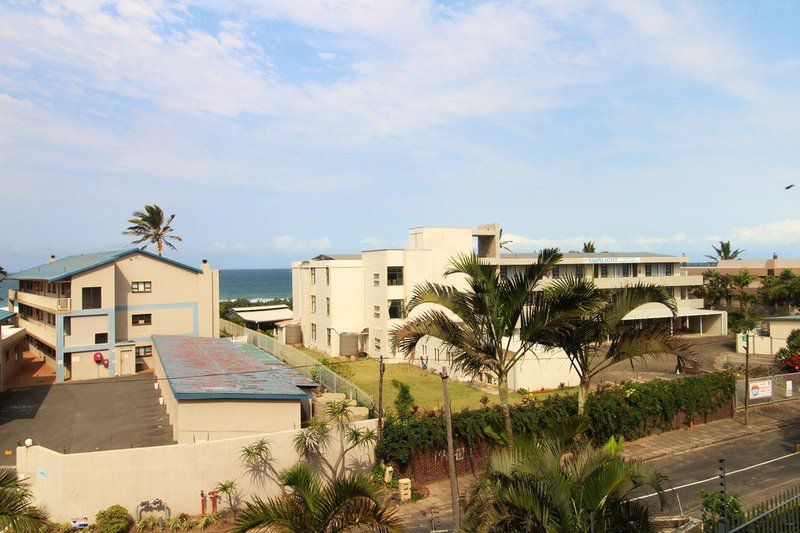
top-left (387, 266), bottom-right (404, 286)
top-left (311, 296), bottom-right (317, 313)
top-left (326, 297), bottom-right (331, 316)
top-left (622, 264), bottom-right (630, 277)
top-left (500, 266), bottom-right (509, 280)
top-left (422, 345), bottom-right (428, 356)
top-left (600, 265), bottom-right (608, 278)
top-left (373, 305), bottom-right (380, 318)
top-left (373, 273), bottom-right (380, 286)
top-left (680, 287), bottom-right (687, 300)
top-left (374, 337), bottom-right (381, 351)
top-left (434, 348), bottom-right (440, 362)
top-left (325, 267), bottom-right (330, 285)
top-left (135, 346), bottom-right (152, 358)
top-left (311, 269), bottom-right (316, 284)
top-left (388, 299), bottom-right (404, 319)
top-left (82, 287), bottom-right (101, 310)
top-left (576, 265), bottom-right (584, 278)
top-left (131, 281), bottom-right (152, 293)
top-left (327, 328), bottom-right (332, 346)
top-left (665, 263), bottom-right (674, 276)
top-left (94, 333), bottom-right (108, 344)
top-left (552, 266), bottom-right (560, 278)
top-left (645, 264), bottom-right (652, 277)
top-left (311, 324), bottom-right (317, 341)
top-left (132, 314), bottom-right (152, 326)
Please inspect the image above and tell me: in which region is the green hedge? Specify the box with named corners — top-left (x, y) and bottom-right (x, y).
top-left (375, 372), bottom-right (735, 466)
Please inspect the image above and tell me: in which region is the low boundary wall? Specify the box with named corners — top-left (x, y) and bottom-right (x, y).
top-left (17, 420), bottom-right (376, 523)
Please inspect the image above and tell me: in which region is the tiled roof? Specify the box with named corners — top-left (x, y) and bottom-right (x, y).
top-left (12, 249), bottom-right (201, 282)
top-left (152, 335), bottom-right (311, 400)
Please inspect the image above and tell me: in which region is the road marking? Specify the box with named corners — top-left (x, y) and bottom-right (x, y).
top-left (630, 451), bottom-right (800, 501)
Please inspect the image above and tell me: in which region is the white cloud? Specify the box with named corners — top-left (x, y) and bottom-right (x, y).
top-left (317, 52), bottom-right (336, 61)
top-left (502, 234), bottom-right (620, 252)
top-left (730, 220), bottom-right (800, 245)
top-left (629, 233), bottom-right (690, 248)
top-left (272, 235), bottom-right (331, 251)
top-left (359, 236), bottom-right (406, 250)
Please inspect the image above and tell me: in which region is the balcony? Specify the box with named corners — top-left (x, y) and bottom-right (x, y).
top-left (18, 317), bottom-right (57, 347)
top-left (11, 290), bottom-right (71, 313)
top-left (593, 274), bottom-right (703, 289)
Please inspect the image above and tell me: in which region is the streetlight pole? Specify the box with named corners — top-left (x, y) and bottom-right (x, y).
top-left (743, 333), bottom-right (750, 426)
top-left (440, 366), bottom-right (460, 530)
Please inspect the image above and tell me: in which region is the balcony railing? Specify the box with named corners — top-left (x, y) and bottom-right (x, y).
top-left (11, 290), bottom-right (71, 313)
top-left (18, 317), bottom-right (57, 347)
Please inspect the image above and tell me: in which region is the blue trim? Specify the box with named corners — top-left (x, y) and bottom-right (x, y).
top-left (63, 343), bottom-right (110, 353)
top-left (68, 307), bottom-right (113, 317)
top-left (56, 315), bottom-right (64, 383)
top-left (174, 392), bottom-right (310, 401)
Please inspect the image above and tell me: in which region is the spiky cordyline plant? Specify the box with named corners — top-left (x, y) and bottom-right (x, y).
top-left (122, 204), bottom-right (182, 256)
top-left (462, 417), bottom-right (669, 533)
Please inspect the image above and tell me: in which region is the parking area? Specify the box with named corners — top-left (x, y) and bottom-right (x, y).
top-left (0, 373), bottom-right (174, 465)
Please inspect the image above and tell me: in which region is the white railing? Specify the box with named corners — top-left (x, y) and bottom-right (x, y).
top-left (12, 291), bottom-right (71, 312)
top-left (228, 335), bottom-right (248, 344)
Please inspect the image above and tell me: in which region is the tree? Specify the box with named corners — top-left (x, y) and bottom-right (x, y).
top-left (391, 380), bottom-right (415, 422)
top-left (234, 463), bottom-right (400, 533)
top-left (758, 270), bottom-right (800, 309)
top-left (582, 241), bottom-right (596, 253)
top-left (122, 204), bottom-right (182, 256)
top-left (731, 270), bottom-right (757, 316)
top-left (695, 270), bottom-right (735, 309)
top-left (216, 480), bottom-right (240, 517)
top-left (537, 278), bottom-right (692, 414)
top-left (706, 241), bottom-right (744, 261)
top-left (293, 400), bottom-right (376, 482)
top-left (462, 417), bottom-right (668, 532)
top-left (0, 468), bottom-right (48, 532)
top-left (390, 250), bottom-right (582, 447)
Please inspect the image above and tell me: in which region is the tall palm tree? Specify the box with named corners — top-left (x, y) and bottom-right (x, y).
top-left (0, 468), bottom-right (48, 532)
top-left (234, 463), bottom-right (401, 532)
top-left (731, 270), bottom-right (757, 316)
top-left (462, 417), bottom-right (668, 533)
top-left (706, 241), bottom-right (744, 261)
top-left (582, 241), bottom-right (596, 253)
top-left (391, 250), bottom-right (583, 447)
top-left (536, 278), bottom-right (692, 414)
top-left (122, 204), bottom-right (182, 256)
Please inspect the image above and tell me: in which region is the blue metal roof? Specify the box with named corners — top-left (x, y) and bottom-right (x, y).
top-left (238, 343), bottom-right (317, 388)
top-left (152, 335), bottom-right (312, 400)
top-left (11, 249), bottom-right (202, 282)
top-left (0, 310), bottom-right (16, 323)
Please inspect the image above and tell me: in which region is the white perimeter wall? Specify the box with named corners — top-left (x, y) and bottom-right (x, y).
top-left (17, 420), bottom-right (377, 524)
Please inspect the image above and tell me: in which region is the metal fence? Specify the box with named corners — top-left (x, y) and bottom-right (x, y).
top-left (219, 319), bottom-right (374, 410)
top-left (726, 484), bottom-right (800, 532)
top-left (735, 371), bottom-right (800, 409)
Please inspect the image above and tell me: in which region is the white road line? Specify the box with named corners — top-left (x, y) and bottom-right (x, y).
top-left (630, 451), bottom-right (800, 501)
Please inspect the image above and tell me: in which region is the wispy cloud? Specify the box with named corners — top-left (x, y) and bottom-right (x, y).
top-left (272, 235), bottom-right (332, 251)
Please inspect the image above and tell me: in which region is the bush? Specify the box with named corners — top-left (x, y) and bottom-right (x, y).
top-left (95, 505), bottom-right (133, 533)
top-left (392, 379), bottom-right (415, 422)
top-left (700, 491), bottom-right (743, 532)
top-left (376, 372), bottom-right (735, 466)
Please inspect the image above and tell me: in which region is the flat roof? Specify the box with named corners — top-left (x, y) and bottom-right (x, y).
top-left (12, 249), bottom-right (201, 282)
top-left (763, 316), bottom-right (800, 321)
top-left (501, 252), bottom-right (678, 259)
top-left (623, 307), bottom-right (726, 320)
top-left (231, 307), bottom-right (294, 323)
top-left (0, 310), bottom-right (16, 323)
top-left (152, 336), bottom-right (311, 401)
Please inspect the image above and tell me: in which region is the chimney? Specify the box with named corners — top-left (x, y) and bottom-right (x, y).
top-left (201, 259), bottom-right (210, 272)
top-left (48, 255), bottom-right (56, 263)
top-left (773, 252), bottom-right (778, 260)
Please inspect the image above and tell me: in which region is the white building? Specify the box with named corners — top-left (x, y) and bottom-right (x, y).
top-left (291, 224), bottom-right (727, 390)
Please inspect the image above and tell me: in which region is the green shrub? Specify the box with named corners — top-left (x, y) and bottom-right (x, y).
top-left (392, 379), bottom-right (415, 422)
top-left (700, 491), bottom-right (743, 532)
top-left (95, 504), bottom-right (133, 533)
top-left (376, 372), bottom-right (735, 466)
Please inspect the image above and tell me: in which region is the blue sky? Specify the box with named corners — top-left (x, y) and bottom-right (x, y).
top-left (2, 1), bottom-right (800, 270)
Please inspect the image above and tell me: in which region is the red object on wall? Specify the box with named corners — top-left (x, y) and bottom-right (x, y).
top-left (102, 358), bottom-right (109, 368)
top-left (93, 353), bottom-right (103, 364)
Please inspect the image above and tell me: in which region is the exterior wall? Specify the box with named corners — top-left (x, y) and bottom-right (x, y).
top-left (17, 419), bottom-right (377, 524)
top-left (67, 349), bottom-right (109, 381)
top-left (0, 326), bottom-right (26, 389)
top-left (737, 318), bottom-right (800, 355)
top-left (175, 400), bottom-right (301, 444)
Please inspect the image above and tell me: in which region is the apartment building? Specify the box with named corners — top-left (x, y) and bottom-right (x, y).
top-left (685, 254), bottom-right (800, 293)
top-left (7, 249), bottom-right (219, 382)
top-left (291, 224), bottom-right (726, 389)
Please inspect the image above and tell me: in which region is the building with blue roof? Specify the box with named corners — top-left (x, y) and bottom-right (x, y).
top-left (6, 249), bottom-right (219, 383)
top-left (151, 335), bottom-right (317, 443)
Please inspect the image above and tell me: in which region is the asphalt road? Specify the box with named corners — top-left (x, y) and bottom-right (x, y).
top-left (634, 423), bottom-right (800, 517)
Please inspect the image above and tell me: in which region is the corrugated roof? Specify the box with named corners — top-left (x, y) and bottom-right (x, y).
top-left (237, 343), bottom-right (317, 388)
top-left (11, 249), bottom-right (201, 282)
top-left (0, 310), bottom-right (16, 323)
top-left (152, 335), bottom-right (311, 400)
top-left (232, 307), bottom-right (294, 324)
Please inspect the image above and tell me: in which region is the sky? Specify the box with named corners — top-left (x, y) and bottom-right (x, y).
top-left (1, 0), bottom-right (800, 270)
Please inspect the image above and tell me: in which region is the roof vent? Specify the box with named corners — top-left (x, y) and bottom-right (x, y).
top-left (773, 253), bottom-right (778, 260)
top-left (48, 255), bottom-right (56, 263)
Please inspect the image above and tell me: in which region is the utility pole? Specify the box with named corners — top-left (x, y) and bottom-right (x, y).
top-left (743, 333), bottom-right (750, 426)
top-left (377, 354), bottom-right (385, 435)
top-left (440, 366), bottom-right (460, 530)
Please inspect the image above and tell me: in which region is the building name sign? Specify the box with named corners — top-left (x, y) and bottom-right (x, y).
top-left (584, 257), bottom-right (641, 264)
top-left (749, 379), bottom-right (773, 400)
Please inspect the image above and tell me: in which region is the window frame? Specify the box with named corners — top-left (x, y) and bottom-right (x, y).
top-left (131, 281), bottom-right (152, 293)
top-left (131, 313), bottom-right (152, 326)
top-left (135, 345), bottom-right (152, 358)
top-left (94, 333), bottom-right (108, 344)
top-left (387, 266), bottom-right (404, 286)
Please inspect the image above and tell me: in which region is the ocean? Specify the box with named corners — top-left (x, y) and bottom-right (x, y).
top-left (0, 270), bottom-right (292, 303)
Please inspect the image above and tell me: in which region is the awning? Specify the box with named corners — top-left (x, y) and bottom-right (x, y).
top-left (232, 307), bottom-right (294, 324)
top-left (623, 307), bottom-right (725, 321)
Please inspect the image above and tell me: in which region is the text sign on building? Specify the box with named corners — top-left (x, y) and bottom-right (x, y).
top-left (584, 257), bottom-right (642, 264)
top-left (749, 380), bottom-right (773, 400)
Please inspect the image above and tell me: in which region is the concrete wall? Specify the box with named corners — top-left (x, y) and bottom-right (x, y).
top-left (175, 400), bottom-right (302, 443)
top-left (0, 326), bottom-right (26, 389)
top-left (736, 319), bottom-right (800, 355)
top-left (17, 419), bottom-right (377, 523)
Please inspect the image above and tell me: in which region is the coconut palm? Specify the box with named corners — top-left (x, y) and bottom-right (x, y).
top-left (0, 468), bottom-right (48, 532)
top-left (391, 250), bottom-right (589, 447)
top-left (122, 204), bottom-right (182, 256)
top-left (731, 270), bottom-right (757, 316)
top-left (234, 463), bottom-right (401, 533)
top-left (536, 278), bottom-right (692, 414)
top-left (706, 241), bottom-right (744, 261)
top-left (462, 417), bottom-right (668, 533)
top-left (582, 241), bottom-right (596, 253)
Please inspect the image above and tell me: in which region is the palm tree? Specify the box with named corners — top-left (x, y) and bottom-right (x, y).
top-left (234, 463), bottom-right (401, 532)
top-left (0, 468), bottom-right (48, 532)
top-left (731, 270), bottom-right (757, 316)
top-left (391, 250), bottom-right (584, 447)
top-left (462, 417), bottom-right (668, 533)
top-left (582, 241), bottom-right (596, 253)
top-left (536, 278), bottom-right (692, 414)
top-left (706, 241), bottom-right (744, 261)
top-left (122, 204), bottom-right (182, 255)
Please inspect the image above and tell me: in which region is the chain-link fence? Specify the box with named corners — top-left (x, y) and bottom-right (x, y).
top-left (219, 319), bottom-right (374, 410)
top-left (735, 371), bottom-right (800, 408)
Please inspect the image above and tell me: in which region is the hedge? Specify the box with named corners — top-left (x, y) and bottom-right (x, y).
top-left (375, 372), bottom-right (735, 466)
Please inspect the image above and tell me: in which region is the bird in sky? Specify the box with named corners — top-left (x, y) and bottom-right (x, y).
top-left (786, 184), bottom-right (795, 189)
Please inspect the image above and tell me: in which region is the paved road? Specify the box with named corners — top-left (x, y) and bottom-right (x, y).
top-left (635, 423), bottom-right (800, 517)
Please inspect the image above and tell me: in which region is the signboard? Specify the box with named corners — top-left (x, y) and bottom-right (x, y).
top-left (37, 467), bottom-right (46, 479)
top-left (584, 257), bottom-right (641, 264)
top-left (749, 380), bottom-right (773, 400)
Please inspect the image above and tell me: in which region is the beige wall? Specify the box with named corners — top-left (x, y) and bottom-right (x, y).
top-left (0, 327), bottom-right (26, 389)
top-left (68, 350), bottom-right (109, 381)
top-left (17, 419), bottom-right (377, 524)
top-left (175, 400), bottom-right (301, 444)
top-left (64, 315), bottom-right (108, 348)
top-left (738, 319), bottom-right (800, 355)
